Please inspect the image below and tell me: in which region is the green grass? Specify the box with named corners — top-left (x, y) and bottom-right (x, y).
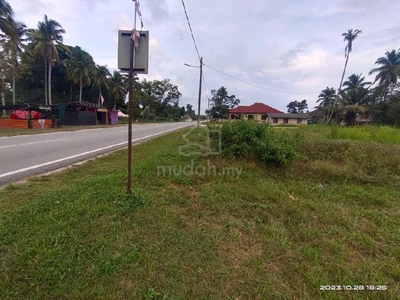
top-left (299, 125), bottom-right (400, 144)
top-left (0, 127), bottom-right (399, 299)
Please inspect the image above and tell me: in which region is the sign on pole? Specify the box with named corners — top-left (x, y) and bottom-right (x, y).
top-left (118, 30), bottom-right (149, 74)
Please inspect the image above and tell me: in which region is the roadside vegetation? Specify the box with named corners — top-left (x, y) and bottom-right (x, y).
top-left (1, 125), bottom-right (399, 299)
top-left (0, 1), bottom-right (197, 122)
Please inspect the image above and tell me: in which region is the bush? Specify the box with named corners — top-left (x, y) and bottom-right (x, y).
top-left (210, 120), bottom-right (304, 165)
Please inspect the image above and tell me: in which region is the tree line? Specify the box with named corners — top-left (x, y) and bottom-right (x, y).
top-left (0, 1), bottom-right (195, 121)
top-left (314, 29), bottom-right (400, 126)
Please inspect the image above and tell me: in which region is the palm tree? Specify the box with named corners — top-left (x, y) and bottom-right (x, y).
top-left (338, 29), bottom-right (362, 93)
top-left (317, 87), bottom-right (336, 123)
top-left (28, 15), bottom-right (67, 105)
top-left (108, 71), bottom-right (126, 110)
top-left (93, 65), bottom-right (110, 106)
top-left (342, 74), bottom-right (371, 104)
top-left (327, 29), bottom-right (362, 124)
top-left (0, 0), bottom-right (15, 40)
top-left (0, 0), bottom-right (15, 114)
top-left (5, 20), bottom-right (27, 105)
top-left (340, 74), bottom-right (371, 125)
top-left (64, 47), bottom-right (95, 102)
top-left (369, 49), bottom-right (400, 88)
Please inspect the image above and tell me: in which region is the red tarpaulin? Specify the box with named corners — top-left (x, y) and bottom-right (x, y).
top-left (11, 110), bottom-right (41, 119)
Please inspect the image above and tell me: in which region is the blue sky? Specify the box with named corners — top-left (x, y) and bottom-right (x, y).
top-left (8, 0), bottom-right (400, 112)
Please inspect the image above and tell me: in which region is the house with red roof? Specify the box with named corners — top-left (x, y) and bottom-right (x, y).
top-left (229, 102), bottom-right (309, 125)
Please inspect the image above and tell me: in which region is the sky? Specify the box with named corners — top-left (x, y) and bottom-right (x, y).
top-left (7, 0), bottom-right (400, 113)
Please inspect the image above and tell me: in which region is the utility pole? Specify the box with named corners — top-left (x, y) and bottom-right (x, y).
top-left (197, 57), bottom-right (203, 128)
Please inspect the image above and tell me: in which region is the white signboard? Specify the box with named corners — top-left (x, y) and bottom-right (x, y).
top-left (118, 30), bottom-right (149, 74)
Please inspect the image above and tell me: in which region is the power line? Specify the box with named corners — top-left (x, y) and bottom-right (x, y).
top-left (180, 0), bottom-right (201, 62)
top-left (204, 63), bottom-right (320, 95)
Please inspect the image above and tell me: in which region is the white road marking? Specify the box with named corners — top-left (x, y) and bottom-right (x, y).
top-left (0, 138), bottom-right (66, 150)
top-left (0, 125), bottom-right (192, 179)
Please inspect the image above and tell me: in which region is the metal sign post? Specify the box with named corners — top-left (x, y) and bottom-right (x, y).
top-left (126, 36), bottom-right (134, 195)
top-left (118, 1), bottom-right (149, 194)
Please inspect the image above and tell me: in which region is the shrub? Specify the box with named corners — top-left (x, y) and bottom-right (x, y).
top-left (209, 120), bottom-right (304, 165)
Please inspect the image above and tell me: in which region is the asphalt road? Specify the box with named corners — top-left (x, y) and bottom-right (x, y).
top-left (0, 122), bottom-right (195, 186)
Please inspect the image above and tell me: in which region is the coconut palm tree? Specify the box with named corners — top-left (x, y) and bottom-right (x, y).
top-left (342, 74), bottom-right (371, 103)
top-left (0, 0), bottom-right (15, 40)
top-left (108, 71), bottom-right (126, 110)
top-left (5, 20), bottom-right (27, 105)
top-left (340, 74), bottom-right (371, 125)
top-left (369, 49), bottom-right (400, 88)
top-left (338, 29), bottom-right (362, 93)
top-left (93, 65), bottom-right (110, 106)
top-left (28, 15), bottom-right (67, 105)
top-left (317, 87), bottom-right (336, 124)
top-left (327, 29), bottom-right (362, 124)
top-left (64, 47), bottom-right (95, 102)
top-left (0, 0), bottom-right (15, 114)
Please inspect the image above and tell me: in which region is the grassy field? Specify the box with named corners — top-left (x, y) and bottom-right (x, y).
top-left (301, 124), bottom-right (400, 144)
top-left (0, 126), bottom-right (399, 299)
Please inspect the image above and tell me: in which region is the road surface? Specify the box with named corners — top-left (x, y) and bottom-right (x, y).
top-left (0, 122), bottom-right (195, 186)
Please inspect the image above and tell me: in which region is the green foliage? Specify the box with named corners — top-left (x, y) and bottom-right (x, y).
top-left (210, 120), bottom-right (304, 165)
top-left (328, 125), bottom-right (400, 143)
top-left (63, 46), bottom-right (95, 102)
top-left (0, 128), bottom-right (399, 299)
top-left (208, 86), bottom-right (240, 119)
top-left (369, 49), bottom-right (400, 87)
top-left (286, 99), bottom-right (308, 113)
top-left (117, 190), bottom-right (148, 214)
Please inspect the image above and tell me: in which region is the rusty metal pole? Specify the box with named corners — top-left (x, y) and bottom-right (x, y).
top-left (126, 1), bottom-right (138, 195)
top-left (126, 38), bottom-right (134, 195)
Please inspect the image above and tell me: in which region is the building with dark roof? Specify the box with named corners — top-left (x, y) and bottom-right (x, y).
top-left (228, 102), bottom-right (309, 125)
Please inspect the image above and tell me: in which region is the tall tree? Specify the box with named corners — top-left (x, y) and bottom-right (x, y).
top-left (0, 0), bottom-right (15, 39)
top-left (327, 29), bottom-right (362, 124)
top-left (369, 49), bottom-right (400, 88)
top-left (317, 87), bottom-right (336, 123)
top-left (340, 74), bottom-right (371, 125)
top-left (64, 46), bottom-right (95, 102)
top-left (0, 0), bottom-right (15, 114)
top-left (93, 65), bottom-right (110, 106)
top-left (108, 70), bottom-right (126, 110)
top-left (139, 79), bottom-right (182, 118)
top-left (208, 86), bottom-right (240, 119)
top-left (185, 104), bottom-right (196, 119)
top-left (286, 99), bottom-right (308, 113)
top-left (338, 29), bottom-right (362, 93)
top-left (4, 20), bottom-right (27, 104)
top-left (29, 15), bottom-right (67, 105)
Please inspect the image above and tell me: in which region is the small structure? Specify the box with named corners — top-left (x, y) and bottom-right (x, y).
top-left (109, 110), bottom-right (119, 125)
top-left (229, 102), bottom-right (309, 125)
top-left (97, 108), bottom-right (109, 125)
top-left (0, 104), bottom-right (55, 129)
top-left (59, 102), bottom-right (98, 126)
top-left (267, 113), bottom-right (310, 125)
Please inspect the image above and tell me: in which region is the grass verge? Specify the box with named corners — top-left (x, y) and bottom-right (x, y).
top-left (0, 128), bottom-right (399, 299)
